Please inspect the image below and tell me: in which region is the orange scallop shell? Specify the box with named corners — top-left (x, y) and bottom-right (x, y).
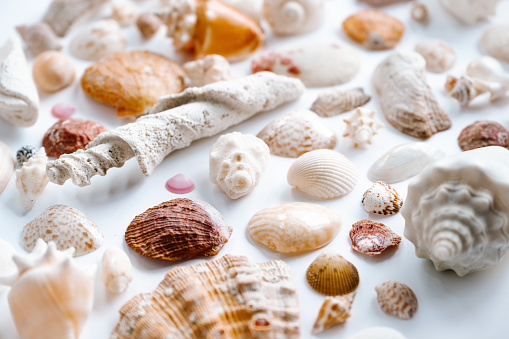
top-left (349, 219), bottom-right (401, 255)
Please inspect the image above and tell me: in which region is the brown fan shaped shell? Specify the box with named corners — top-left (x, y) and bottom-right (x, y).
top-left (306, 251), bottom-right (359, 296)
top-left (350, 219), bottom-right (401, 255)
top-left (125, 198), bottom-right (232, 261)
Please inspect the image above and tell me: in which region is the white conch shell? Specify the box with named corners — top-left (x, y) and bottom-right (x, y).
top-left (101, 247), bottom-right (132, 294)
top-left (222, 0), bottom-right (263, 21)
top-left (15, 147), bottom-right (49, 212)
top-left (183, 54), bottom-right (233, 88)
top-left (414, 39), bottom-right (456, 73)
top-left (263, 0), bottom-right (325, 36)
top-left (0, 238), bottom-right (17, 295)
top-left (209, 132), bottom-right (269, 199)
top-left (403, 146), bottom-right (509, 276)
top-left (0, 38), bottom-right (39, 127)
top-left (343, 108), bottom-right (385, 147)
top-left (1, 239), bottom-right (96, 339)
top-left (346, 327), bottom-right (407, 339)
top-left (439, 0), bottom-right (501, 25)
top-left (0, 139), bottom-right (14, 195)
top-left (445, 75), bottom-right (507, 107)
top-left (368, 142), bottom-right (446, 184)
top-left (287, 149), bottom-right (358, 199)
top-left (479, 24), bottom-right (509, 64)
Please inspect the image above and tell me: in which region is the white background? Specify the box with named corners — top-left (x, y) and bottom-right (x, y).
top-left (1, 0), bottom-right (509, 338)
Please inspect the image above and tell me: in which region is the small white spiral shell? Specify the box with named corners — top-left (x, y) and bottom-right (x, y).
top-left (263, 0), bottom-right (325, 36)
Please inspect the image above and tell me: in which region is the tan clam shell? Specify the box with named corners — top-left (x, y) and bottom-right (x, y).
top-left (287, 149), bottom-right (358, 199)
top-left (312, 293), bottom-right (355, 334)
top-left (32, 51), bottom-right (75, 93)
top-left (248, 202), bottom-right (342, 254)
top-left (310, 87), bottom-right (371, 117)
top-left (349, 219), bottom-right (401, 255)
top-left (375, 280), bottom-right (417, 320)
top-left (0, 140), bottom-right (14, 196)
top-left (306, 251), bottom-right (360, 296)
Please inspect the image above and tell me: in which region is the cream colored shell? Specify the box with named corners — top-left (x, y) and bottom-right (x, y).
top-left (415, 39), bottom-right (456, 73)
top-left (479, 24), bottom-right (509, 64)
top-left (375, 280), bottom-right (417, 319)
top-left (183, 54), bottom-right (233, 88)
top-left (111, 2), bottom-right (139, 27)
top-left (440, 0), bottom-right (501, 25)
top-left (347, 327), bottom-right (407, 339)
top-left (0, 139), bottom-right (14, 196)
top-left (248, 202), bottom-right (342, 254)
top-left (312, 293), bottom-right (354, 334)
top-left (310, 87), bottom-right (371, 117)
top-left (15, 147), bottom-right (49, 212)
top-left (287, 149), bottom-right (358, 199)
top-left (101, 247), bottom-right (133, 294)
top-left (263, 0), bottom-right (325, 36)
top-left (32, 51), bottom-right (75, 93)
top-left (0, 238), bottom-right (17, 295)
top-left (343, 107), bottom-right (385, 147)
top-left (362, 181), bottom-right (403, 215)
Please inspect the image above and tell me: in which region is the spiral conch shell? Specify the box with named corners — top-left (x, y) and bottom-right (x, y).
top-left (343, 108), bottom-right (385, 147)
top-left (312, 293), bottom-right (355, 334)
top-left (402, 146), bottom-right (509, 276)
top-left (263, 0), bottom-right (325, 36)
top-left (15, 147), bottom-right (49, 212)
top-left (209, 132), bottom-right (269, 199)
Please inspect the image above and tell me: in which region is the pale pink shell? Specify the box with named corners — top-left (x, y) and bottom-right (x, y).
top-left (165, 173), bottom-right (194, 194)
top-left (51, 103), bottom-right (75, 119)
top-left (375, 280), bottom-right (418, 320)
top-left (349, 219), bottom-right (401, 255)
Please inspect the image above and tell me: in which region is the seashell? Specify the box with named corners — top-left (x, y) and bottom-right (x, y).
top-left (183, 54), bottom-right (233, 88)
top-left (479, 24), bottom-right (509, 64)
top-left (110, 254), bottom-right (300, 338)
top-left (32, 51), bottom-right (75, 93)
top-left (263, 0), bottom-right (325, 36)
top-left (287, 149), bottom-right (358, 199)
top-left (444, 75), bottom-right (507, 107)
top-left (466, 56), bottom-right (509, 87)
top-left (343, 107), bottom-right (385, 147)
top-left (402, 146), bottom-right (509, 276)
top-left (165, 173), bottom-right (195, 194)
top-left (42, 118), bottom-right (107, 158)
top-left (16, 23), bottom-right (62, 56)
top-left (101, 247), bottom-right (132, 294)
top-left (375, 280), bottom-right (417, 319)
top-left (22, 204), bottom-right (104, 256)
top-left (125, 198), bottom-right (232, 261)
top-left (221, 0), bottom-right (263, 22)
top-left (15, 145), bottom-right (37, 166)
top-left (158, 0), bottom-right (264, 62)
top-left (415, 39), bottom-right (456, 73)
top-left (440, 0), bottom-right (501, 25)
top-left (111, 2), bottom-right (139, 27)
top-left (306, 251), bottom-right (360, 296)
top-left (368, 142), bottom-right (446, 184)
top-left (0, 140), bottom-right (15, 195)
top-left (350, 219), bottom-right (401, 255)
top-left (1, 239), bottom-right (96, 339)
top-left (43, 0), bottom-right (111, 37)
top-left (373, 51), bottom-right (451, 139)
top-left (69, 19), bottom-right (126, 61)
top-left (251, 41), bottom-right (361, 87)
top-left (312, 293), bottom-right (355, 334)
top-left (411, 2), bottom-right (428, 23)
top-left (209, 132), bottom-right (269, 199)
top-left (359, 0), bottom-right (410, 5)
top-left (362, 181), bottom-right (403, 215)
top-left (343, 9), bottom-right (404, 50)
top-left (81, 50), bottom-right (185, 117)
top-left (15, 148), bottom-right (49, 212)
top-left (458, 121), bottom-right (509, 151)
top-left (248, 202), bottom-right (342, 254)
top-left (347, 327), bottom-right (407, 339)
top-left (0, 38), bottom-right (39, 127)
top-left (51, 102), bottom-right (75, 119)
top-left (257, 110), bottom-right (337, 158)
top-left (310, 87), bottom-right (371, 117)
top-left (136, 12), bottom-right (162, 39)
top-left (0, 238), bottom-right (17, 295)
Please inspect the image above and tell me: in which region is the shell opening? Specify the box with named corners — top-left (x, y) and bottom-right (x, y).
top-left (249, 314), bottom-right (272, 334)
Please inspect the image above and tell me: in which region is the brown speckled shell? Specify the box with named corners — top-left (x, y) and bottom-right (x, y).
top-left (350, 219), bottom-right (401, 255)
top-left (375, 280), bottom-right (417, 320)
top-left (361, 181), bottom-right (403, 215)
top-left (125, 198), bottom-right (232, 261)
top-left (306, 251), bottom-right (359, 296)
top-left (457, 121), bottom-right (509, 151)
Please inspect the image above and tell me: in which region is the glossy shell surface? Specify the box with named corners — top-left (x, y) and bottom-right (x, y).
top-left (263, 0), bottom-right (325, 36)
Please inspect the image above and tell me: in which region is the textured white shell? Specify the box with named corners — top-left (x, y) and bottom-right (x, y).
top-left (248, 202), bottom-right (342, 254)
top-left (0, 238), bottom-right (17, 295)
top-left (222, 0), bottom-right (263, 22)
top-left (0, 38), bottom-right (39, 127)
top-left (343, 108), bottom-right (385, 147)
top-left (415, 39), bottom-right (456, 73)
top-left (101, 247), bottom-right (132, 294)
top-left (0, 140), bottom-right (14, 196)
top-left (368, 142), bottom-right (446, 184)
top-left (69, 19), bottom-right (126, 61)
top-left (263, 0), bottom-right (325, 35)
top-left (479, 24), bottom-right (509, 64)
top-left (440, 0), bottom-right (501, 24)
top-left (287, 149), bottom-right (358, 199)
top-left (347, 327), bottom-right (407, 339)
top-left (15, 147), bottom-right (49, 212)
top-left (183, 54), bottom-right (233, 88)
top-left (403, 146), bottom-right (509, 276)
top-left (209, 132), bottom-right (269, 199)
top-left (362, 181), bottom-right (403, 215)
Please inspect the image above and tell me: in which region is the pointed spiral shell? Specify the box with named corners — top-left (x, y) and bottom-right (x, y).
top-left (263, 0), bottom-right (325, 35)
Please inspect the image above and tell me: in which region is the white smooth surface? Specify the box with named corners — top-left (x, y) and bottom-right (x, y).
top-left (1, 0), bottom-right (509, 338)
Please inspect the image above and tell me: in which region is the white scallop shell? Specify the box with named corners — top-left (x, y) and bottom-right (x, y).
top-left (0, 140), bottom-right (14, 196)
top-left (15, 147), bottom-right (49, 212)
top-left (415, 39), bottom-right (456, 73)
top-left (347, 327), bottom-right (407, 339)
top-left (343, 107), bottom-right (385, 147)
top-left (287, 149), bottom-right (358, 199)
top-left (440, 0), bottom-right (501, 24)
top-left (368, 142), bottom-right (446, 184)
top-left (101, 247), bottom-right (132, 294)
top-left (263, 0), bottom-right (325, 36)
top-left (479, 24), bottom-right (509, 64)
top-left (0, 238), bottom-right (17, 295)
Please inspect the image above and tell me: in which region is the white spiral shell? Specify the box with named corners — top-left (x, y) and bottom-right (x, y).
top-left (15, 147), bottom-right (49, 212)
top-left (263, 0), bottom-right (325, 36)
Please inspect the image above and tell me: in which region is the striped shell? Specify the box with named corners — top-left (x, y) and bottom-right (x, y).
top-left (310, 87), bottom-right (371, 117)
top-left (312, 293), bottom-right (355, 334)
top-left (375, 280), bottom-right (417, 320)
top-left (349, 219), bottom-right (401, 255)
top-left (287, 149), bottom-right (358, 199)
top-left (306, 251), bottom-right (359, 296)
top-left (0, 140), bottom-right (14, 196)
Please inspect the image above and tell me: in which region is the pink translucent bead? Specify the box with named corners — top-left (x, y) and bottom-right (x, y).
top-left (51, 103), bottom-right (75, 119)
top-left (165, 173), bottom-right (195, 194)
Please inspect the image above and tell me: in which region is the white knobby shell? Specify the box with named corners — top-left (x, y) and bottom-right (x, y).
top-left (347, 327), bottom-right (407, 339)
top-left (287, 149), bottom-right (358, 199)
top-left (0, 140), bottom-right (14, 196)
top-left (15, 147), bottom-right (49, 212)
top-left (263, 0), bottom-right (325, 36)
top-left (310, 87), bottom-right (371, 117)
top-left (157, 0), bottom-right (196, 49)
top-left (440, 0), bottom-right (501, 24)
top-left (222, 0), bottom-right (263, 22)
top-left (0, 238), bottom-right (17, 294)
top-left (368, 142), bottom-right (446, 184)
top-left (111, 2), bottom-right (139, 27)
top-left (183, 54), bottom-right (233, 88)
top-left (101, 247), bottom-right (133, 294)
top-left (415, 39), bottom-right (456, 73)
top-left (343, 107), bottom-right (385, 147)
top-left (362, 181), bottom-right (403, 215)
top-left (479, 25), bottom-right (509, 64)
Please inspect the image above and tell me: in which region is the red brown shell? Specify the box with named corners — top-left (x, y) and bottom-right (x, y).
top-left (125, 198), bottom-right (232, 261)
top-left (349, 219), bottom-right (401, 255)
top-left (457, 120), bottom-right (509, 151)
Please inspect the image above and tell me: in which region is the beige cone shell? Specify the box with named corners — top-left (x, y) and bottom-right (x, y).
top-left (15, 147), bottom-right (49, 212)
top-left (306, 251), bottom-right (359, 296)
top-left (0, 140), bottom-right (14, 196)
top-left (101, 247), bottom-right (132, 294)
top-left (375, 280), bottom-right (417, 320)
top-left (312, 293), bottom-right (355, 334)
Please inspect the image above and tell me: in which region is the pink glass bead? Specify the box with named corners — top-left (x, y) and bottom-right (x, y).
top-left (165, 173), bottom-right (195, 194)
top-left (51, 103), bottom-right (75, 119)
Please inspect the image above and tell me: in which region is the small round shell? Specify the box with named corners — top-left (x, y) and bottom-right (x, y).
top-left (263, 0), bottom-right (325, 36)
top-left (32, 51), bottom-right (75, 93)
top-left (69, 20), bottom-right (126, 61)
top-left (415, 39), bottom-right (456, 73)
top-left (458, 121), bottom-right (509, 151)
top-left (350, 219), bottom-right (401, 255)
top-left (16, 146), bottom-right (38, 166)
top-left (362, 181), bottom-right (403, 215)
top-left (306, 251), bottom-right (360, 296)
top-left (375, 280), bottom-right (417, 320)
top-left (411, 2), bottom-right (428, 23)
top-left (287, 149), bottom-right (358, 199)
top-left (312, 293), bottom-right (355, 334)
top-left (136, 12), bottom-right (161, 39)
top-left (101, 247), bottom-right (133, 294)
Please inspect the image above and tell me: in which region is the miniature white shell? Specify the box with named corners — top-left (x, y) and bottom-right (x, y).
top-left (415, 39), bottom-right (456, 73)
top-left (0, 238), bottom-right (17, 295)
top-left (403, 146), bottom-right (509, 276)
top-left (263, 0), bottom-right (325, 36)
top-left (69, 19), bottom-right (126, 61)
top-left (362, 181), bottom-right (403, 215)
top-left (0, 140), bottom-right (14, 196)
top-left (0, 38), bottom-right (39, 127)
top-left (312, 293), bottom-right (354, 334)
top-left (222, 0), bottom-right (263, 22)
top-left (368, 142), bottom-right (446, 184)
top-left (440, 0), bottom-right (501, 25)
top-left (287, 149), bottom-right (358, 199)
top-left (111, 2), bottom-right (139, 27)
top-left (479, 25), bottom-right (509, 64)
top-left (310, 87), bottom-right (371, 117)
top-left (15, 147), bottom-right (49, 212)
top-left (343, 108), bottom-right (385, 147)
top-left (1, 239), bottom-right (96, 339)
top-left (22, 204), bottom-right (104, 256)
top-left (209, 132), bottom-right (269, 199)
top-left (347, 327), bottom-right (407, 339)
top-left (183, 54), bottom-right (233, 88)
top-left (101, 247), bottom-right (132, 294)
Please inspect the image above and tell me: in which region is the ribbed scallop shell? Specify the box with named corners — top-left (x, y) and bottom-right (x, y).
top-left (362, 181), bottom-right (403, 215)
top-left (310, 87), bottom-right (371, 117)
top-left (287, 149), bottom-right (358, 199)
top-left (375, 280), bottom-right (417, 320)
top-left (306, 251), bottom-right (359, 296)
top-left (347, 327), bottom-right (407, 339)
top-left (0, 140), bottom-right (14, 196)
top-left (312, 293), bottom-right (354, 334)
top-left (248, 202), bottom-right (342, 254)
top-left (350, 219), bottom-right (401, 255)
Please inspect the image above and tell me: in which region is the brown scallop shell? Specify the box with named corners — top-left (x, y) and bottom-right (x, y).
top-left (125, 198), bottom-right (232, 261)
top-left (350, 219), bottom-right (401, 256)
top-left (375, 280), bottom-right (417, 320)
top-left (81, 50), bottom-right (185, 117)
top-left (457, 120), bottom-right (509, 151)
top-left (306, 251), bottom-right (359, 296)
